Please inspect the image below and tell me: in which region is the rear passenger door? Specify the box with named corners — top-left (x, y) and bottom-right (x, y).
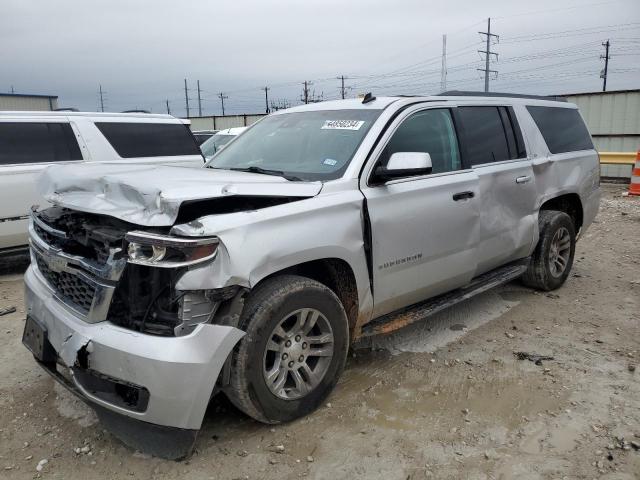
top-left (361, 106), bottom-right (481, 318)
top-left (0, 120), bottom-right (84, 250)
top-left (456, 106), bottom-right (537, 274)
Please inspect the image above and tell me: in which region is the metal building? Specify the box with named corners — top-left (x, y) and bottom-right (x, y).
top-left (560, 89), bottom-right (640, 178)
top-left (0, 93), bottom-right (58, 111)
top-left (187, 113), bottom-right (266, 131)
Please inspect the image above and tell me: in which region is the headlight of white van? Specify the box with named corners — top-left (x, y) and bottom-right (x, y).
top-left (125, 231), bottom-right (219, 268)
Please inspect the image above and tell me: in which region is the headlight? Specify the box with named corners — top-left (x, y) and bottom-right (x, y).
top-left (125, 231), bottom-right (219, 268)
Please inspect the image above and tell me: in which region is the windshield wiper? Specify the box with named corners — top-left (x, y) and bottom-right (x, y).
top-left (227, 166), bottom-right (302, 181)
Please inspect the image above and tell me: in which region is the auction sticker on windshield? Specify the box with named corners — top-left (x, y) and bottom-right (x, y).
top-left (321, 120), bottom-right (365, 130)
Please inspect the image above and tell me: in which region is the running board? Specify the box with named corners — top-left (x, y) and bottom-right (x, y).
top-left (360, 258), bottom-right (529, 338)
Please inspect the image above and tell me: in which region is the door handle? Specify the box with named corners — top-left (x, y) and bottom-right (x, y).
top-left (452, 191), bottom-right (475, 201)
top-left (516, 175), bottom-right (531, 184)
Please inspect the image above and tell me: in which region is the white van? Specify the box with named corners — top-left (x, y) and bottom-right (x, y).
top-left (0, 112), bottom-right (204, 254)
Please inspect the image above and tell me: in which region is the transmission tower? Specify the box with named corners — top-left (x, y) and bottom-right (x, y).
top-left (477, 18), bottom-right (499, 92)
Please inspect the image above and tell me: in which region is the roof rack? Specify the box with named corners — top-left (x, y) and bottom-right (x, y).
top-left (121, 109), bottom-right (151, 114)
top-left (437, 90), bottom-right (567, 102)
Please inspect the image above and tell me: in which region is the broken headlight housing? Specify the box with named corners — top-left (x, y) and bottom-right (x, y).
top-left (125, 231), bottom-right (219, 268)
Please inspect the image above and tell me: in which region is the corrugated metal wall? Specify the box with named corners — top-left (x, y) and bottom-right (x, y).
top-left (188, 114), bottom-right (266, 131)
top-left (564, 90), bottom-right (639, 179)
top-left (567, 90), bottom-right (640, 138)
top-left (0, 95), bottom-right (58, 111)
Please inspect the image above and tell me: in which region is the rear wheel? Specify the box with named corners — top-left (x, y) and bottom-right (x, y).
top-left (226, 275), bottom-right (349, 423)
top-left (522, 210), bottom-right (576, 291)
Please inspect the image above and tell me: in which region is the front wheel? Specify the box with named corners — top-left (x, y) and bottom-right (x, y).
top-left (226, 275), bottom-right (349, 423)
top-left (522, 210), bottom-right (576, 291)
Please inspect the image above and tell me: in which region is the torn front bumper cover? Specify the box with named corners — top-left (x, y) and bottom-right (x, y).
top-left (23, 265), bottom-right (244, 460)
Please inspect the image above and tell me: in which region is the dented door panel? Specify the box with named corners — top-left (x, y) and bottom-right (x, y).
top-left (473, 159), bottom-right (537, 275)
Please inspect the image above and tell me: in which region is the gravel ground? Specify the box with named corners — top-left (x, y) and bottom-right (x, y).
top-left (0, 184), bottom-right (638, 479)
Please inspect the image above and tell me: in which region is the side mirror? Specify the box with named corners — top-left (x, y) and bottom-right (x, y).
top-left (375, 152), bottom-right (432, 182)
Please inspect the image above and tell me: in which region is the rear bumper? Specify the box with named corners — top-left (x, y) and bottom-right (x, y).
top-left (24, 265), bottom-right (244, 452)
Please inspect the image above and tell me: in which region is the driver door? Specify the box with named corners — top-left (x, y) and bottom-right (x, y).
top-left (360, 106), bottom-right (481, 318)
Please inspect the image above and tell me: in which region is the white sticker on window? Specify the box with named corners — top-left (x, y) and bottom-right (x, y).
top-left (323, 158), bottom-right (338, 166)
top-left (321, 120), bottom-right (365, 130)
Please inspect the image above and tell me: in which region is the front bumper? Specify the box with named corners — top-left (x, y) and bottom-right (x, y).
top-left (24, 265), bottom-right (244, 456)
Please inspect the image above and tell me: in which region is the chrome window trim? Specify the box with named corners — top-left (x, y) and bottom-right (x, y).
top-left (381, 168), bottom-right (474, 186)
top-left (361, 103), bottom-right (463, 188)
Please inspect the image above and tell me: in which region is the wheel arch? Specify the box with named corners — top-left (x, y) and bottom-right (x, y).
top-left (539, 192), bottom-right (584, 232)
top-left (251, 258), bottom-right (360, 335)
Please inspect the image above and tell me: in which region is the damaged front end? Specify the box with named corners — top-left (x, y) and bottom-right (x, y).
top-left (23, 206), bottom-right (246, 459)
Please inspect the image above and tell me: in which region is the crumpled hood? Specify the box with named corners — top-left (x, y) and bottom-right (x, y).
top-left (38, 163), bottom-right (323, 226)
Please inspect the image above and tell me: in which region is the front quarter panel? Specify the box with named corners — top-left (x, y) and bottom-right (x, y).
top-left (173, 185), bottom-right (373, 322)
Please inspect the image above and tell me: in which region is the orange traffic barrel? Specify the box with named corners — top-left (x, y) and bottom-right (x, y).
top-left (630, 150), bottom-right (640, 196)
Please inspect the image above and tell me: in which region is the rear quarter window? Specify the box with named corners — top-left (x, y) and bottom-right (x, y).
top-left (0, 122), bottom-right (82, 165)
top-left (95, 122), bottom-right (202, 158)
top-left (526, 106), bottom-right (593, 154)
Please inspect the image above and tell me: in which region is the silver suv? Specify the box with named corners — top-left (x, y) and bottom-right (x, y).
top-left (22, 93), bottom-right (600, 459)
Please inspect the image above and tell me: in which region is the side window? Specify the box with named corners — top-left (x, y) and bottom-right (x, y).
top-left (499, 107), bottom-right (527, 159)
top-left (95, 122), bottom-right (201, 158)
top-left (458, 106), bottom-right (520, 166)
top-left (0, 122), bottom-right (82, 165)
top-left (379, 109), bottom-right (461, 174)
top-left (526, 106), bottom-right (593, 154)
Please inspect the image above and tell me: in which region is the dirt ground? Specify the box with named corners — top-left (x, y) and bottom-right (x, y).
top-left (0, 184), bottom-right (638, 480)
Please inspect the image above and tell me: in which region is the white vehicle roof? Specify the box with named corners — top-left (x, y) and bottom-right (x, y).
top-left (0, 111), bottom-right (190, 124)
top-left (215, 127), bottom-right (247, 136)
top-left (279, 94), bottom-right (574, 114)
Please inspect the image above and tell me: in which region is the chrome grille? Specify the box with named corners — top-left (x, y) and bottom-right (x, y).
top-left (33, 221), bottom-right (56, 245)
top-left (34, 254), bottom-right (96, 313)
top-left (29, 210), bottom-right (127, 323)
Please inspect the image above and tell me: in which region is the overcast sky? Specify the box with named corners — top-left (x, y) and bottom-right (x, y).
top-left (2, 0), bottom-right (639, 115)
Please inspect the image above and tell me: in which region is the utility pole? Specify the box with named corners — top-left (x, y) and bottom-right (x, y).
top-left (165, 99), bottom-right (171, 115)
top-left (600, 39), bottom-right (611, 92)
top-left (477, 18), bottom-right (499, 92)
top-left (197, 80), bottom-right (202, 116)
top-left (99, 84), bottom-right (105, 112)
top-left (218, 92), bottom-right (228, 115)
top-left (338, 75), bottom-right (347, 99)
top-left (263, 87), bottom-right (270, 114)
top-left (440, 34), bottom-right (447, 92)
top-left (184, 78), bottom-right (190, 117)
top-left (302, 81), bottom-right (312, 104)
top-left (11, 85), bottom-right (15, 94)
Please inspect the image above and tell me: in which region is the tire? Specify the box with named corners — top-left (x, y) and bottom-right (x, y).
top-left (226, 275), bottom-right (349, 424)
top-left (522, 210), bottom-right (576, 291)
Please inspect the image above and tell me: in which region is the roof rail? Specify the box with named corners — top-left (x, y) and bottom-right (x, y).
top-left (437, 90), bottom-right (567, 102)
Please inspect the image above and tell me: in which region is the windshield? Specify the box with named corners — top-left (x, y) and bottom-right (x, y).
top-left (200, 134), bottom-right (236, 159)
top-left (207, 109), bottom-right (382, 181)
